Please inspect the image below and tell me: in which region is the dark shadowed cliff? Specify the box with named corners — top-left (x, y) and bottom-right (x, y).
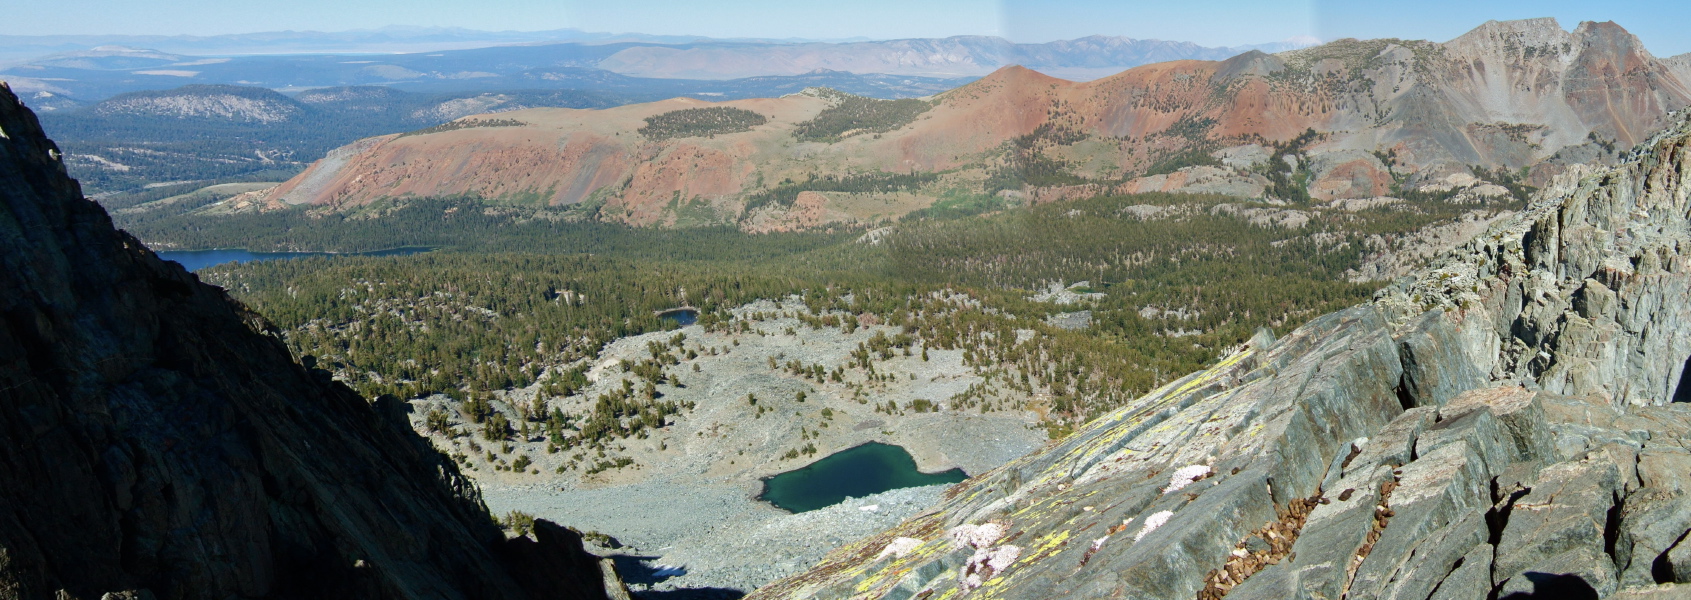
top-left (0, 82), bottom-right (623, 599)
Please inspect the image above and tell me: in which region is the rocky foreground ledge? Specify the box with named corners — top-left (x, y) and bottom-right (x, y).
top-left (747, 113), bottom-right (1691, 599)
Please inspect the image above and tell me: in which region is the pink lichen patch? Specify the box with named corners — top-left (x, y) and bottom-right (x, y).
top-left (959, 544), bottom-right (1022, 591)
top-left (984, 545), bottom-right (1020, 571)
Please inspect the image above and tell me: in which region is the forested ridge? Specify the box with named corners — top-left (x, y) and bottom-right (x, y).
top-left (39, 87), bottom-right (623, 193)
top-left (120, 195), bottom-right (854, 255)
top-left (187, 189), bottom-right (1517, 444)
top-left (743, 171), bottom-right (939, 211)
top-left (793, 89), bottom-right (933, 143)
top-left (639, 107), bottom-right (768, 141)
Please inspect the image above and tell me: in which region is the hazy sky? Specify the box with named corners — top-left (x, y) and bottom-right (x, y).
top-left (11, 0), bottom-right (1691, 55)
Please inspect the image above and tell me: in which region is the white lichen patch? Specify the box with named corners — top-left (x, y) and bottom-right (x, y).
top-left (876, 537), bottom-right (924, 560)
top-left (949, 522), bottom-right (1006, 549)
top-left (1134, 510), bottom-right (1174, 542)
top-left (1163, 465), bottom-right (1212, 493)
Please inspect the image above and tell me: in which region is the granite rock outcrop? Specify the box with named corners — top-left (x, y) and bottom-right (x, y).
top-left (746, 111), bottom-right (1691, 598)
top-left (0, 83), bottom-right (623, 599)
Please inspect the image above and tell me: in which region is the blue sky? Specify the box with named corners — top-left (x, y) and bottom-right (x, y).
top-left (12, 0), bottom-right (1691, 55)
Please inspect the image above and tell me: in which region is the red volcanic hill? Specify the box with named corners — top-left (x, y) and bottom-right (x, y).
top-left (248, 18), bottom-right (1690, 230)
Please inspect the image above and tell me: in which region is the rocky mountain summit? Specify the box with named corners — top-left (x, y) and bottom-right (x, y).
top-left (0, 83), bottom-right (622, 599)
top-left (744, 112), bottom-right (1691, 597)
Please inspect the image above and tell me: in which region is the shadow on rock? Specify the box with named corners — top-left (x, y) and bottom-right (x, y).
top-left (1499, 572), bottom-right (1600, 600)
top-left (610, 554), bottom-right (746, 600)
top-left (611, 554), bottom-right (690, 585)
top-left (631, 588), bottom-right (747, 600)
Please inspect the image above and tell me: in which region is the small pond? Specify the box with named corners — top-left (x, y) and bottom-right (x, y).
top-left (157, 247), bottom-right (433, 272)
top-left (657, 307), bottom-right (699, 326)
top-left (758, 442), bottom-right (967, 513)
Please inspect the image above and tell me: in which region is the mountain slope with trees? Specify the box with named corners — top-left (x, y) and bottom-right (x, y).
top-left (236, 19), bottom-right (1688, 230)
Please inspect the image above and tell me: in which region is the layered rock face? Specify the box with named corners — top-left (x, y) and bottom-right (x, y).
top-left (746, 114), bottom-right (1691, 597)
top-left (0, 84), bottom-right (620, 599)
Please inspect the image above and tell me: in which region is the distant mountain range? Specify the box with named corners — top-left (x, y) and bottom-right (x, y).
top-left (5, 44), bottom-right (977, 107)
top-left (0, 32), bottom-right (1316, 104)
top-left (582, 35), bottom-right (1315, 80)
top-left (0, 27), bottom-right (819, 63)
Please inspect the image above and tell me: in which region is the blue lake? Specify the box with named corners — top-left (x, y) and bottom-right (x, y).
top-left (157, 247), bottom-right (432, 272)
top-left (758, 442), bottom-right (968, 513)
top-left (658, 308), bottom-right (699, 326)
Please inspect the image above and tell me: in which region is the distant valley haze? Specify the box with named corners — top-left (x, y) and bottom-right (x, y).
top-left (7, 0), bottom-right (1690, 58)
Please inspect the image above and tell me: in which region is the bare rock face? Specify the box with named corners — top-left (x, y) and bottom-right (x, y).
top-left (1376, 110), bottom-right (1691, 407)
top-left (1306, 150), bottom-right (1393, 201)
top-left (747, 112), bottom-right (1691, 598)
top-left (0, 84), bottom-right (619, 599)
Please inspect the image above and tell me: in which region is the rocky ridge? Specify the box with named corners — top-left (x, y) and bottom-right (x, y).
top-left (249, 19), bottom-right (1690, 231)
top-left (743, 111), bottom-right (1691, 598)
top-left (89, 84), bottom-right (306, 122)
top-left (0, 83), bottom-right (621, 599)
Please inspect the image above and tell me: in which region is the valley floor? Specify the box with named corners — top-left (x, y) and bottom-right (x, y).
top-left (482, 479), bottom-right (951, 595)
top-left (408, 298), bottom-right (1047, 595)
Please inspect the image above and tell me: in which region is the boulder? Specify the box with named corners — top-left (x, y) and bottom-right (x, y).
top-left (1349, 441), bottom-right (1494, 599)
top-left (1428, 544), bottom-right (1495, 600)
top-left (1440, 386), bottom-right (1556, 465)
top-left (1492, 450), bottom-right (1626, 587)
top-left (1397, 309), bottom-right (1491, 408)
top-left (1377, 508), bottom-right (1489, 600)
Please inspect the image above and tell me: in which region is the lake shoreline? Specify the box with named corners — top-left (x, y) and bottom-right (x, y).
top-left (157, 246), bottom-right (435, 272)
top-left (757, 441), bottom-right (967, 513)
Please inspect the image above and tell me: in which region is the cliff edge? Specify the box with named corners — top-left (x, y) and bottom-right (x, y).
top-left (0, 84), bottom-right (622, 599)
top-left (749, 112), bottom-right (1691, 598)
